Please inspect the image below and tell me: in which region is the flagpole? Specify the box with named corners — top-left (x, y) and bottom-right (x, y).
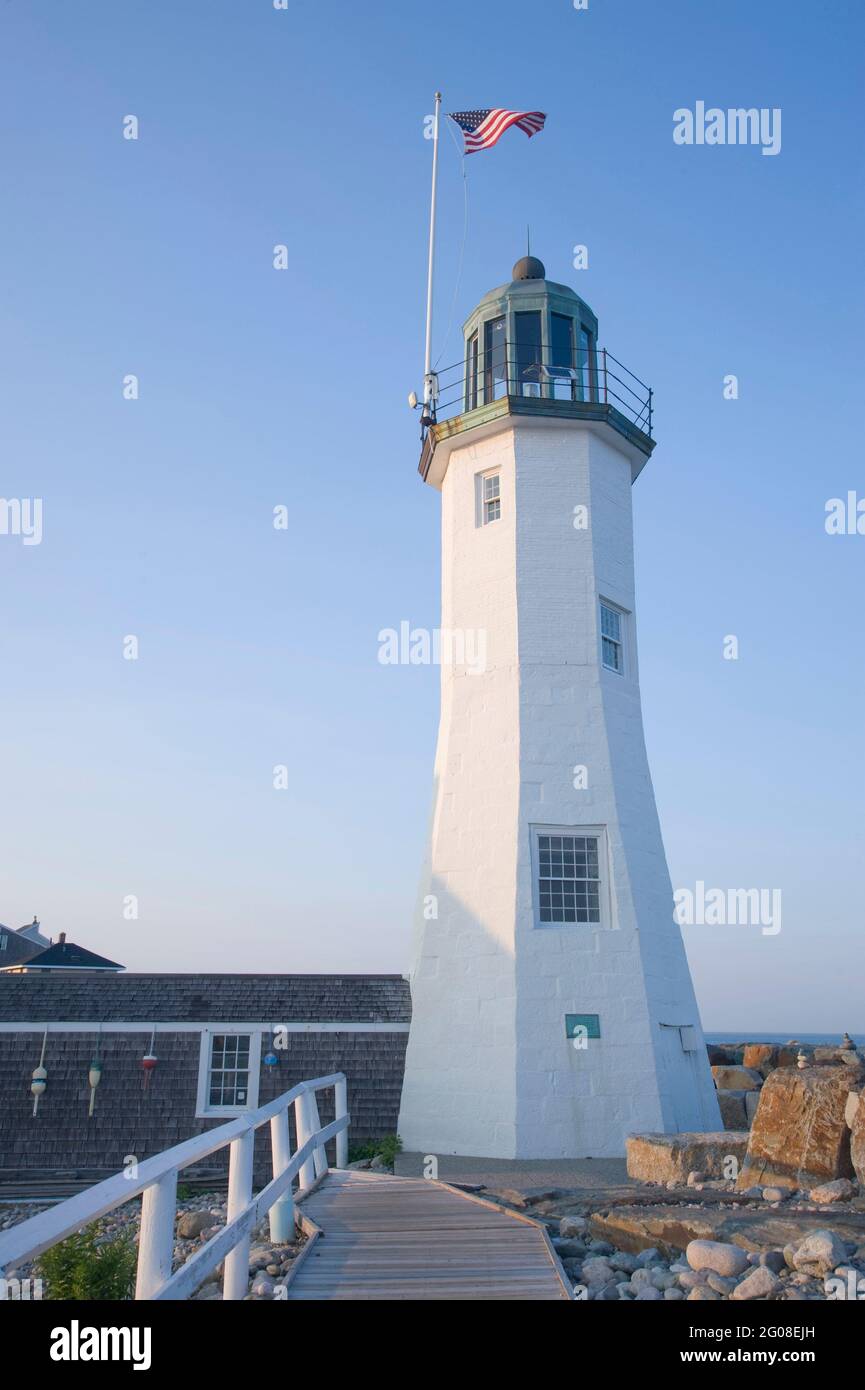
top-left (421, 91), bottom-right (442, 427)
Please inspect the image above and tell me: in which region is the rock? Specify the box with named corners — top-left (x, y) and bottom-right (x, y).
top-left (554, 1239), bottom-right (587, 1259)
top-left (743, 1044), bottom-right (777, 1073)
top-left (687, 1170), bottom-right (705, 1187)
top-left (845, 1091), bottom-right (860, 1129)
top-left (718, 1091), bottom-right (749, 1130)
top-left (731, 1266), bottom-right (782, 1300)
top-left (678, 1270), bottom-right (707, 1290)
top-left (581, 1257), bottom-right (615, 1285)
top-left (345, 1158), bottom-right (372, 1170)
top-left (810, 1178), bottom-right (856, 1205)
top-left (626, 1131), bottom-right (749, 1185)
top-left (650, 1268), bottom-right (676, 1290)
top-left (745, 1091), bottom-right (761, 1124)
top-left (759, 1250), bottom-right (787, 1274)
top-left (706, 1273), bottom-right (738, 1295)
top-left (687, 1285), bottom-right (721, 1300)
top-left (265, 1264), bottom-right (280, 1276)
top-left (250, 1276), bottom-right (274, 1297)
top-left (792, 1230), bottom-right (849, 1277)
top-left (559, 1216), bottom-right (587, 1239)
top-left (761, 1187), bottom-right (786, 1203)
top-left (851, 1090), bottom-right (865, 1186)
top-left (635, 1246), bottom-right (662, 1268)
top-left (664, 1287), bottom-right (685, 1300)
top-left (686, 1240), bottom-right (750, 1278)
top-left (594, 1283), bottom-right (620, 1301)
top-left (176, 1211), bottom-right (213, 1239)
top-left (634, 1285), bottom-right (663, 1300)
top-left (738, 1065), bottom-right (862, 1191)
top-left (743, 1044), bottom-right (797, 1076)
top-left (609, 1251), bottom-right (638, 1274)
top-left (588, 1202), bottom-right (865, 1261)
top-left (712, 1065), bottom-right (764, 1092)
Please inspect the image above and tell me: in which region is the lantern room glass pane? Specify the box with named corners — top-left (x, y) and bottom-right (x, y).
top-left (514, 311), bottom-right (542, 396)
top-left (465, 332), bottom-right (479, 411)
top-left (550, 313), bottom-right (576, 400)
top-left (578, 326), bottom-right (598, 401)
top-left (483, 316), bottom-right (507, 402)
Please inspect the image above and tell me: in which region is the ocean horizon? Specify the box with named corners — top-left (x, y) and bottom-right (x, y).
top-left (705, 1031), bottom-right (860, 1047)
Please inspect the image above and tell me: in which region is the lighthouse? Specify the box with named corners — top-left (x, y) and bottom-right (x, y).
top-left (398, 255), bottom-right (721, 1159)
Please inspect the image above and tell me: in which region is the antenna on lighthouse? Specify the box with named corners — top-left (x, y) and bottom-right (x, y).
top-left (420, 91), bottom-right (442, 431)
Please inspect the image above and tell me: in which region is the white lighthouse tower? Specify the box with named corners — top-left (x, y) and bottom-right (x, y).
top-left (398, 255), bottom-right (721, 1159)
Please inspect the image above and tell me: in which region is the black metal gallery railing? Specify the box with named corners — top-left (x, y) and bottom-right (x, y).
top-left (425, 342), bottom-right (653, 439)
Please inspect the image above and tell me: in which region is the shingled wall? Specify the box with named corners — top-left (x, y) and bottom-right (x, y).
top-left (0, 975), bottom-right (411, 1183)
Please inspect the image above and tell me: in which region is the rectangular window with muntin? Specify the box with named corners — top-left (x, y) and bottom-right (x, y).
top-left (600, 600), bottom-right (623, 673)
top-left (196, 1028), bottom-right (261, 1116)
top-left (535, 830), bottom-right (602, 924)
top-left (482, 472), bottom-right (501, 524)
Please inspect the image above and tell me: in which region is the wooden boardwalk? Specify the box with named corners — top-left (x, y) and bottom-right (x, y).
top-left (285, 1170), bottom-right (573, 1300)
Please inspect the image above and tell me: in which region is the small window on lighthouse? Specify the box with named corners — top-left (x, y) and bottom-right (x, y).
top-left (482, 473), bottom-right (501, 524)
top-left (600, 602), bottom-right (624, 673)
top-left (535, 832), bottom-right (602, 925)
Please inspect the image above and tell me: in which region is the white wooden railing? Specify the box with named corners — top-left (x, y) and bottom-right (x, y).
top-left (0, 1071), bottom-right (348, 1301)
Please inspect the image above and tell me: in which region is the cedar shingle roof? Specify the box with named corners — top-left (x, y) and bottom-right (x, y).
top-left (0, 973), bottom-right (412, 1023)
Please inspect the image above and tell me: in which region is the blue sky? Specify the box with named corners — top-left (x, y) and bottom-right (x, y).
top-left (0, 0), bottom-right (862, 1030)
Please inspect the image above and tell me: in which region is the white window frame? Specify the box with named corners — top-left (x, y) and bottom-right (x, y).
top-left (476, 468), bottom-right (502, 527)
top-left (196, 1028), bottom-right (262, 1118)
top-left (530, 824), bottom-right (610, 930)
top-left (599, 598), bottom-right (627, 676)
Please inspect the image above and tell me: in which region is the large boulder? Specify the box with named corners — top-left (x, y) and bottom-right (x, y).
top-left (626, 1131), bottom-right (749, 1186)
top-left (743, 1044), bottom-right (796, 1075)
top-left (711, 1065), bottom-right (763, 1092)
top-left (717, 1091), bottom-right (749, 1130)
top-left (738, 1064), bottom-right (863, 1191)
top-left (686, 1240), bottom-right (749, 1278)
top-left (851, 1089), bottom-right (865, 1186)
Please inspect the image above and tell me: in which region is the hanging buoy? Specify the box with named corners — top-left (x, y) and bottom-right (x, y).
top-left (263, 1051), bottom-right (279, 1068)
top-left (142, 1027), bottom-right (158, 1090)
top-left (88, 1058), bottom-right (103, 1116)
top-left (31, 1030), bottom-right (49, 1116)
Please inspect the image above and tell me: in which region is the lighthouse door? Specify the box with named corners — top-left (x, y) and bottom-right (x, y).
top-left (659, 1023), bottom-right (705, 1132)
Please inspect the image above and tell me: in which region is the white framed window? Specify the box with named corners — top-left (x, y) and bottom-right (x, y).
top-left (531, 825), bottom-right (608, 927)
top-left (196, 1028), bottom-right (261, 1117)
top-left (600, 599), bottom-right (625, 674)
top-left (481, 472), bottom-right (501, 525)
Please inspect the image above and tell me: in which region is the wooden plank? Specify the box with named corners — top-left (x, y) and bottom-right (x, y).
top-left (284, 1170), bottom-right (569, 1302)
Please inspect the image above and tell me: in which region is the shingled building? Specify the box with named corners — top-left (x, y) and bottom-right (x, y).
top-left (0, 974), bottom-right (411, 1189)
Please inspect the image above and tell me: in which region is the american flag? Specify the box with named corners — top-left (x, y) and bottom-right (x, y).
top-left (448, 108), bottom-right (547, 155)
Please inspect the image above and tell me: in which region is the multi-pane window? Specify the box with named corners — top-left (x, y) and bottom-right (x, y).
top-left (537, 833), bottom-right (601, 924)
top-left (600, 602), bottom-right (623, 673)
top-left (208, 1033), bottom-right (251, 1108)
top-left (482, 473), bottom-right (501, 524)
